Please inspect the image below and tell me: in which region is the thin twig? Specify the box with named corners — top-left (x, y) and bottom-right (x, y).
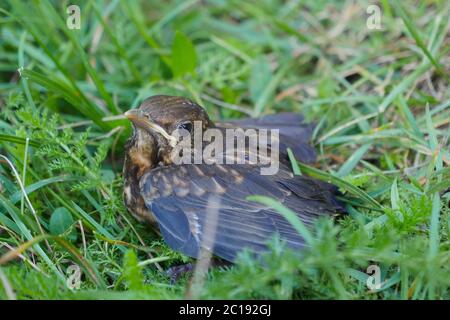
top-left (185, 196), bottom-right (220, 299)
top-left (0, 241), bottom-right (43, 273)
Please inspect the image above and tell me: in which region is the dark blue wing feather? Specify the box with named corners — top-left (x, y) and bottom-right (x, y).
top-left (220, 113), bottom-right (317, 163)
top-left (140, 162), bottom-right (344, 262)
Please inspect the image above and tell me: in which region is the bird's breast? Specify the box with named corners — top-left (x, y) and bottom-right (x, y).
top-left (123, 180), bottom-right (157, 225)
top-left (123, 150), bottom-right (157, 225)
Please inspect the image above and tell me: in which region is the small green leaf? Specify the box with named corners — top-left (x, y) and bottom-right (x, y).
top-left (171, 31), bottom-right (197, 77)
top-left (49, 207), bottom-right (74, 236)
top-left (123, 250), bottom-right (145, 292)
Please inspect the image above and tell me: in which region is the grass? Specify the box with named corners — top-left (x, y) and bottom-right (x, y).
top-left (0, 0), bottom-right (449, 299)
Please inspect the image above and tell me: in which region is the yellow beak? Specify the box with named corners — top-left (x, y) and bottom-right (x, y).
top-left (124, 109), bottom-right (144, 121)
top-left (124, 109), bottom-right (177, 147)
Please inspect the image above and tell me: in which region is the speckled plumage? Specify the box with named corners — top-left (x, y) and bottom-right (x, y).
top-left (123, 95), bottom-right (345, 262)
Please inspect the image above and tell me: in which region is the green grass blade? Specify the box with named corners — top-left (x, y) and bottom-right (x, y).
top-left (247, 195), bottom-right (314, 246)
top-left (0, 134), bottom-right (40, 147)
top-left (392, 0), bottom-right (448, 79)
top-left (297, 162), bottom-right (383, 210)
top-left (286, 148), bottom-right (302, 175)
top-left (337, 143), bottom-right (371, 177)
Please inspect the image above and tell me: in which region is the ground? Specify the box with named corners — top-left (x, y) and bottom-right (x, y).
top-left (0, 0), bottom-right (449, 299)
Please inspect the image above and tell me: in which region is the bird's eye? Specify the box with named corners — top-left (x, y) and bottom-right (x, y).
top-left (177, 121), bottom-right (193, 133)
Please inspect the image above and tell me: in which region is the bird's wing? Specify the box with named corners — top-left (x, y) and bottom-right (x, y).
top-left (217, 113), bottom-right (317, 163)
top-left (139, 162), bottom-right (343, 262)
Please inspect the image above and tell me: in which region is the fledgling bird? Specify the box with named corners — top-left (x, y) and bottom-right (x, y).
top-left (123, 95), bottom-right (344, 262)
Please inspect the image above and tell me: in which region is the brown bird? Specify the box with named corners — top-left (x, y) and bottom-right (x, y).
top-left (123, 95), bottom-right (344, 262)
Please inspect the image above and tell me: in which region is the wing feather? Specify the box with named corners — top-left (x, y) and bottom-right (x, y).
top-left (218, 113), bottom-right (317, 163)
top-left (140, 162), bottom-right (344, 262)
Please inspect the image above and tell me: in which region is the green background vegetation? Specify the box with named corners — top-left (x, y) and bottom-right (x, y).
top-left (0, 0), bottom-right (449, 299)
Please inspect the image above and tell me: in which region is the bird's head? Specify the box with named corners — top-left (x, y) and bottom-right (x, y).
top-left (124, 95), bottom-right (213, 166)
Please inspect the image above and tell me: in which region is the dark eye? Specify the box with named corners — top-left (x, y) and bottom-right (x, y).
top-left (177, 121), bottom-right (193, 132)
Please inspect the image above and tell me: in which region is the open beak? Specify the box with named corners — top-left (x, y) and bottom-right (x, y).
top-left (124, 109), bottom-right (177, 147)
